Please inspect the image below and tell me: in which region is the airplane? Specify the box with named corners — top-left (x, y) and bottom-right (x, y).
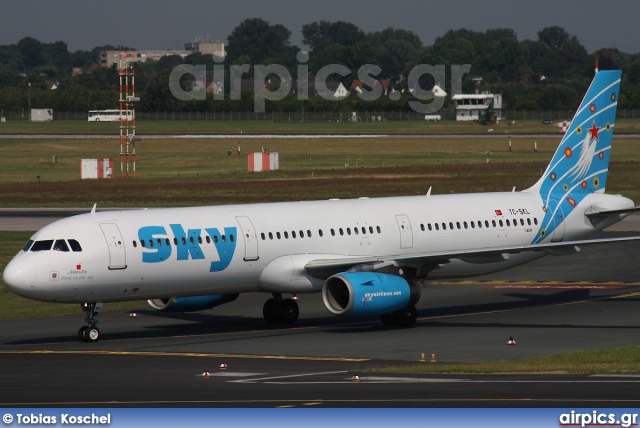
top-left (4, 70), bottom-right (639, 342)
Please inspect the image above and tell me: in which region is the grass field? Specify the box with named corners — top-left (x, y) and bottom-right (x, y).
top-left (1, 118), bottom-right (640, 135)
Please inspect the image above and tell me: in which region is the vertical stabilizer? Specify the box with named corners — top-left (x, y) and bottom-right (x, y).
top-left (526, 70), bottom-right (621, 242)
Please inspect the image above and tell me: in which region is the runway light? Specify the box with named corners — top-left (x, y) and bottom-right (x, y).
top-left (292, 294), bottom-right (299, 301)
top-left (420, 353), bottom-right (426, 363)
top-left (202, 371), bottom-right (210, 378)
top-left (430, 353), bottom-right (437, 363)
top-left (219, 363), bottom-right (228, 370)
top-left (352, 374), bottom-right (360, 382)
top-left (507, 336), bottom-right (516, 345)
top-left (129, 312), bottom-right (137, 317)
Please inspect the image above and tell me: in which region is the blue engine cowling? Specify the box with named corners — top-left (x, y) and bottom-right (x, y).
top-left (147, 294), bottom-right (239, 312)
top-left (322, 272), bottom-right (420, 316)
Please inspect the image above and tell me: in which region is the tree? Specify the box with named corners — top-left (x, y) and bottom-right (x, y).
top-left (538, 26), bottom-right (570, 51)
top-left (302, 21), bottom-right (365, 54)
top-left (17, 37), bottom-right (47, 70)
top-left (226, 18), bottom-right (292, 65)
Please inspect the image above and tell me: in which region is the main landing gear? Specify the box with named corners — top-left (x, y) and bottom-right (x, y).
top-left (263, 293), bottom-right (299, 324)
top-left (78, 302), bottom-right (103, 342)
top-left (380, 305), bottom-right (417, 328)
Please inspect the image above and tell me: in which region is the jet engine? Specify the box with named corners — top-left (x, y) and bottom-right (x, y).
top-left (322, 272), bottom-right (420, 316)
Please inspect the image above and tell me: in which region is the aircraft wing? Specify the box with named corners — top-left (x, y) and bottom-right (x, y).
top-left (304, 235), bottom-right (640, 279)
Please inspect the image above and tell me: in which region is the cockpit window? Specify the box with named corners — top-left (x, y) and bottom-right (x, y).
top-left (53, 240), bottom-right (70, 252)
top-left (22, 240), bottom-right (34, 252)
top-left (68, 239), bottom-right (82, 252)
top-left (30, 240), bottom-right (54, 252)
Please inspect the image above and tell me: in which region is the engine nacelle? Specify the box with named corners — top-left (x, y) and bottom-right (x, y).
top-left (147, 294), bottom-right (239, 312)
top-left (322, 272), bottom-right (420, 316)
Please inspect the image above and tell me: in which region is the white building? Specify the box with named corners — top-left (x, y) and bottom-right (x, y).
top-left (452, 92), bottom-right (503, 122)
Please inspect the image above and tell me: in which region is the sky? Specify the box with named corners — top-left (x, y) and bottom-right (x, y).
top-left (1, 0), bottom-right (639, 54)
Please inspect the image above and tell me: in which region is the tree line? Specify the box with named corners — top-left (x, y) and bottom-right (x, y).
top-left (1, 20), bottom-right (639, 115)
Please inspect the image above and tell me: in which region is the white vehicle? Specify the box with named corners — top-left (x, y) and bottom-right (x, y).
top-left (4, 71), bottom-right (638, 342)
top-left (87, 110), bottom-right (133, 122)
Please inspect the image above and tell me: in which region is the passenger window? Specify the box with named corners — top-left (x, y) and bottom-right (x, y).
top-left (506, 219), bottom-right (510, 227)
top-left (30, 240), bottom-right (53, 252)
top-left (499, 220), bottom-right (503, 227)
top-left (354, 228), bottom-right (358, 235)
top-left (189, 237), bottom-right (194, 244)
top-left (456, 222), bottom-right (461, 229)
top-left (157, 239), bottom-right (162, 246)
top-left (376, 226), bottom-right (381, 233)
top-left (485, 220), bottom-right (490, 228)
top-left (284, 231), bottom-right (289, 239)
top-left (53, 239), bottom-right (69, 252)
top-left (520, 219), bottom-right (525, 226)
top-left (442, 223), bottom-right (447, 230)
top-left (222, 235), bottom-right (227, 242)
top-left (292, 231), bottom-right (297, 238)
top-left (331, 229), bottom-right (335, 236)
top-left (300, 230), bottom-right (304, 238)
top-left (261, 233), bottom-right (265, 240)
top-left (449, 222), bottom-right (454, 230)
top-left (361, 227), bottom-right (366, 234)
top-left (269, 232), bottom-right (273, 240)
top-left (339, 228), bottom-right (344, 236)
top-left (230, 235), bottom-right (234, 242)
top-left (206, 236), bottom-right (211, 244)
top-left (492, 220), bottom-right (496, 227)
top-left (435, 223), bottom-right (439, 230)
top-left (198, 236), bottom-right (202, 244)
top-left (133, 241), bottom-right (137, 248)
top-left (420, 224), bottom-right (425, 231)
top-left (276, 232), bottom-right (281, 239)
top-left (527, 218), bottom-right (531, 225)
top-left (166, 238), bottom-right (170, 246)
top-left (369, 226), bottom-right (373, 234)
top-left (307, 230), bottom-right (312, 237)
top-left (149, 240), bottom-right (154, 247)
top-left (428, 223), bottom-right (432, 231)
top-left (22, 240), bottom-right (34, 251)
top-left (534, 218), bottom-right (538, 225)
top-left (174, 238), bottom-right (178, 245)
top-left (464, 222), bottom-right (468, 229)
top-left (347, 228), bottom-right (351, 235)
top-left (181, 237), bottom-right (186, 245)
top-left (214, 235), bottom-right (219, 243)
top-left (319, 229), bottom-right (323, 237)
top-left (471, 221), bottom-right (475, 229)
top-left (140, 240), bottom-right (146, 248)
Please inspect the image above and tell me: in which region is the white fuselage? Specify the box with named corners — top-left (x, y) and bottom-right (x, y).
top-left (3, 190), bottom-right (633, 304)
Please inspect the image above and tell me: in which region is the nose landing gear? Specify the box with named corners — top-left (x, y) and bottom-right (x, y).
top-left (78, 302), bottom-right (103, 342)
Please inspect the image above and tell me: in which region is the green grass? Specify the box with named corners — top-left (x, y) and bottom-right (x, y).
top-left (2, 118), bottom-right (640, 135)
top-left (363, 346), bottom-right (640, 374)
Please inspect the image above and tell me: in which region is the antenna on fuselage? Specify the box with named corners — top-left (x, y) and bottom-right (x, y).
top-left (91, 203), bottom-right (97, 215)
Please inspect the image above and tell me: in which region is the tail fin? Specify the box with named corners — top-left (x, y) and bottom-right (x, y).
top-left (527, 70), bottom-right (621, 201)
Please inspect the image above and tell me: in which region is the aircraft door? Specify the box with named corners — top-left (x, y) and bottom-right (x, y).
top-left (236, 216), bottom-right (259, 261)
top-left (99, 223), bottom-right (127, 269)
top-left (395, 214), bottom-right (413, 249)
top-left (548, 199), bottom-right (565, 242)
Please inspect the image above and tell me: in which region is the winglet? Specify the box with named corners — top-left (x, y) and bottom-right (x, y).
top-left (91, 203), bottom-right (97, 216)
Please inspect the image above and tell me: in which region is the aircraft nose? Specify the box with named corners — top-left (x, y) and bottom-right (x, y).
top-left (3, 257), bottom-right (37, 295)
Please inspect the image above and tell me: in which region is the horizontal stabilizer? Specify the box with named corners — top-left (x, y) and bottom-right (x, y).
top-left (585, 206), bottom-right (640, 218)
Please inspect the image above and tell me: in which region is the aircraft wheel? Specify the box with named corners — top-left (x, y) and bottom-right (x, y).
top-left (396, 306), bottom-right (417, 328)
top-left (380, 313), bottom-right (396, 327)
top-left (86, 325), bottom-right (100, 342)
top-left (78, 326), bottom-right (88, 342)
top-left (280, 299), bottom-right (299, 324)
top-left (263, 298), bottom-right (280, 324)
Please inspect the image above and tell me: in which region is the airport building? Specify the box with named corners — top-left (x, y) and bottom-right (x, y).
top-left (100, 41), bottom-right (226, 68)
top-left (452, 92), bottom-right (503, 122)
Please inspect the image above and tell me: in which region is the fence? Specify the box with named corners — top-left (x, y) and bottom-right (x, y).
top-left (0, 109), bottom-right (637, 122)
